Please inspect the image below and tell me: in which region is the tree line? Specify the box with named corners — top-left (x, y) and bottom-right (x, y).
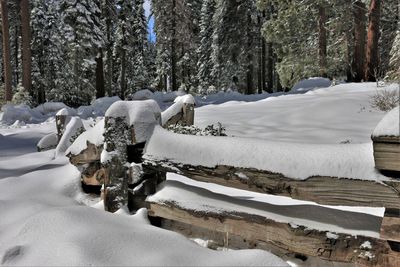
top-left (0, 0), bottom-right (399, 107)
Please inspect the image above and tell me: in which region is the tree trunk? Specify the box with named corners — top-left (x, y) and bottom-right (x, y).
top-left (364, 0), bottom-right (381, 82)
top-left (266, 43), bottom-right (274, 93)
top-left (14, 21), bottom-right (19, 87)
top-left (257, 13), bottom-right (264, 94)
top-left (1, 0), bottom-right (12, 101)
top-left (171, 0), bottom-right (177, 91)
top-left (318, 4), bottom-right (327, 78)
top-left (106, 16), bottom-right (113, 96)
top-left (352, 1), bottom-right (367, 82)
top-left (96, 49), bottom-right (105, 99)
top-left (246, 14), bottom-right (253, 95)
top-left (120, 48), bottom-right (126, 99)
top-left (20, 0), bottom-right (32, 93)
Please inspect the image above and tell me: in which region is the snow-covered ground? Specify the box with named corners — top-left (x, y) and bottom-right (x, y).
top-left (0, 81), bottom-right (398, 266)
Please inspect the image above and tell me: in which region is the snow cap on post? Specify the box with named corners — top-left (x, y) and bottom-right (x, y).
top-left (105, 100), bottom-right (161, 126)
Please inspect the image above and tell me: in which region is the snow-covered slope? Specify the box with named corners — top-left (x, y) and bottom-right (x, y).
top-left (0, 129), bottom-right (287, 266)
top-left (196, 83), bottom-right (398, 144)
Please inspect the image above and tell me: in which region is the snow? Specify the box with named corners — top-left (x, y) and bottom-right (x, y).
top-left (0, 104), bottom-right (44, 124)
top-left (132, 89), bottom-right (154, 100)
top-left (148, 179), bottom-right (383, 238)
top-left (56, 107), bottom-right (76, 116)
top-left (291, 77), bottom-right (332, 92)
top-left (372, 106), bottom-right (399, 137)
top-left (326, 232), bottom-right (339, 239)
top-left (35, 102), bottom-right (68, 115)
top-left (0, 128), bottom-right (288, 266)
top-left (195, 83), bottom-right (394, 144)
top-left (167, 173), bottom-right (385, 218)
top-left (76, 96), bottom-right (121, 119)
top-left (144, 126), bottom-right (386, 181)
top-left (0, 82), bottom-right (397, 265)
top-left (55, 117), bottom-right (84, 157)
top-left (66, 119), bottom-right (105, 156)
top-left (161, 94), bottom-right (195, 125)
top-left (360, 241), bottom-right (372, 249)
top-left (105, 100), bottom-right (161, 126)
top-left (37, 132), bottom-right (58, 151)
top-left (174, 94), bottom-right (196, 105)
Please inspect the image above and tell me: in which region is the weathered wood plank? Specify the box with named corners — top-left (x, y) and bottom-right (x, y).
top-left (144, 160), bottom-right (400, 209)
top-left (148, 202), bottom-right (400, 266)
top-left (372, 136), bottom-right (400, 144)
top-left (373, 136), bottom-right (400, 173)
top-left (381, 209), bottom-right (400, 243)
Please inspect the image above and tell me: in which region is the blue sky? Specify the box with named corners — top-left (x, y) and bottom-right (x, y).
top-left (144, 0), bottom-right (156, 42)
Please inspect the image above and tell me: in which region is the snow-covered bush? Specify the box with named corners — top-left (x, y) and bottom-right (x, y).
top-left (12, 84), bottom-right (34, 107)
top-left (167, 123), bottom-right (226, 136)
top-left (207, 85), bottom-right (217, 95)
top-left (370, 89), bottom-right (399, 111)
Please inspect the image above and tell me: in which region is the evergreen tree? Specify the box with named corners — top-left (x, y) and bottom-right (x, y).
top-left (197, 0), bottom-right (216, 90)
top-left (60, 0), bottom-right (104, 105)
top-left (388, 30), bottom-right (400, 81)
top-left (212, 0), bottom-right (258, 92)
top-left (131, 0), bottom-right (150, 91)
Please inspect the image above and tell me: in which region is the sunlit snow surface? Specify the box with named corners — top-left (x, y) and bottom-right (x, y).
top-left (0, 82), bottom-right (398, 266)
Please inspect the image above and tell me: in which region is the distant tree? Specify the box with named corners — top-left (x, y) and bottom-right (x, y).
top-left (197, 0), bottom-right (216, 90)
top-left (364, 0), bottom-right (381, 82)
top-left (20, 0), bottom-right (32, 93)
top-left (352, 1), bottom-right (367, 82)
top-left (1, 0), bottom-right (12, 102)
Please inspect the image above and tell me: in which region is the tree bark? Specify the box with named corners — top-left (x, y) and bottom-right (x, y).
top-left (171, 0), bottom-right (177, 91)
top-left (106, 16), bottom-right (113, 96)
top-left (95, 49), bottom-right (105, 98)
top-left (318, 4), bottom-right (327, 78)
top-left (120, 48), bottom-right (126, 99)
top-left (266, 43), bottom-right (273, 93)
top-left (20, 0), bottom-right (32, 93)
top-left (246, 14), bottom-right (253, 95)
top-left (352, 1), bottom-right (367, 82)
top-left (364, 0), bottom-right (381, 82)
top-left (1, 0), bottom-right (12, 101)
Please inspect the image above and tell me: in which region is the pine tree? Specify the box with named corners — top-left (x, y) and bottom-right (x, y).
top-left (212, 0), bottom-right (258, 92)
top-left (388, 30), bottom-right (400, 81)
top-left (131, 0), bottom-right (150, 91)
top-left (197, 0), bottom-right (216, 90)
top-left (60, 0), bottom-right (104, 105)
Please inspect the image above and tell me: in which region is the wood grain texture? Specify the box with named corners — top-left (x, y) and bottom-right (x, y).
top-left (148, 202), bottom-right (400, 266)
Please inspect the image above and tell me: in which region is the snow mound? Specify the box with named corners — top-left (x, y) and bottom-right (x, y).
top-left (372, 106), bottom-right (400, 137)
top-left (0, 205), bottom-right (287, 266)
top-left (0, 104), bottom-right (44, 124)
top-left (77, 96), bottom-right (121, 118)
top-left (34, 102), bottom-right (68, 115)
top-left (37, 133), bottom-right (58, 152)
top-left (66, 119), bottom-right (105, 156)
top-left (55, 117), bottom-right (85, 157)
top-left (144, 126), bottom-right (387, 181)
top-left (105, 100), bottom-right (161, 126)
top-left (292, 77), bottom-right (331, 92)
top-left (132, 89), bottom-right (154, 100)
